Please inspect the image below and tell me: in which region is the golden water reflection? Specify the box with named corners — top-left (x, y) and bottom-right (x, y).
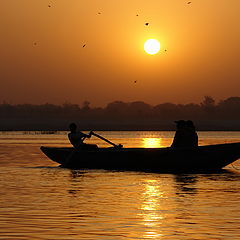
top-left (142, 138), bottom-right (163, 148)
top-left (139, 180), bottom-right (164, 239)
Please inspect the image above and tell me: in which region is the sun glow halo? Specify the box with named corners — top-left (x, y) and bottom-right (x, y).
top-left (144, 39), bottom-right (160, 55)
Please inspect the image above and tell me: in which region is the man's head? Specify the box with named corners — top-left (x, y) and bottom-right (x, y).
top-left (69, 122), bottom-right (77, 132)
top-left (174, 120), bottom-right (186, 129)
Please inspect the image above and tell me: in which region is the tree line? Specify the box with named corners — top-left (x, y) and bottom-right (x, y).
top-left (0, 96), bottom-right (240, 130)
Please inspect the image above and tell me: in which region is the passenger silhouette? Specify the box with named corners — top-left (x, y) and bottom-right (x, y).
top-left (68, 123), bottom-right (92, 148)
top-left (171, 120), bottom-right (198, 148)
top-left (185, 120), bottom-right (198, 147)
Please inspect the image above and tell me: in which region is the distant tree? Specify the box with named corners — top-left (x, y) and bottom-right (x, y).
top-left (177, 103), bottom-right (201, 119)
top-left (218, 97), bottom-right (240, 118)
top-left (62, 102), bottom-right (80, 117)
top-left (201, 96), bottom-right (215, 107)
top-left (105, 101), bottom-right (128, 117)
top-left (37, 103), bottom-right (62, 117)
top-left (0, 102), bottom-right (15, 116)
top-left (128, 101), bottom-right (151, 117)
top-left (82, 101), bottom-right (91, 112)
top-left (219, 97), bottom-right (240, 106)
top-left (200, 96), bottom-right (216, 114)
top-left (153, 102), bottom-right (178, 119)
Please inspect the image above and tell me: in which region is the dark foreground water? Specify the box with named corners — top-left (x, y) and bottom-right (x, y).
top-left (0, 131), bottom-right (240, 240)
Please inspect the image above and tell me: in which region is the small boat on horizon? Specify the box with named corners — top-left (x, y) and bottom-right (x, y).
top-left (40, 142), bottom-right (240, 173)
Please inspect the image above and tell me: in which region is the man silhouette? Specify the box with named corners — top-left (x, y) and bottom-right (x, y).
top-left (68, 123), bottom-right (92, 148)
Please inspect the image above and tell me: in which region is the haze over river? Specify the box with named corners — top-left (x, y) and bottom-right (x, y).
top-left (0, 131), bottom-right (240, 239)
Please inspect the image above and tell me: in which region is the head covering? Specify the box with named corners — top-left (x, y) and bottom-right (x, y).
top-left (69, 122), bottom-right (77, 131)
top-left (186, 120), bottom-right (195, 130)
top-left (174, 120), bottom-right (186, 128)
top-left (174, 120), bottom-right (186, 129)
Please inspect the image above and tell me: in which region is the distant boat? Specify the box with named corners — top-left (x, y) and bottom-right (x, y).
top-left (40, 142), bottom-right (240, 173)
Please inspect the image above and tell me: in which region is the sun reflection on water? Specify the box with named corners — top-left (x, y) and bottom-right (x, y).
top-left (142, 138), bottom-right (162, 148)
top-left (139, 180), bottom-right (164, 239)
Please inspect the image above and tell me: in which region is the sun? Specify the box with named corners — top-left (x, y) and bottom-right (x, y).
top-left (144, 39), bottom-right (161, 55)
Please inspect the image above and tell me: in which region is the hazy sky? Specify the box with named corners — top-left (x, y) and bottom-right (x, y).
top-left (1, 0), bottom-right (240, 106)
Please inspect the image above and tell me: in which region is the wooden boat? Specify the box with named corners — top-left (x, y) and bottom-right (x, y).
top-left (40, 142), bottom-right (240, 173)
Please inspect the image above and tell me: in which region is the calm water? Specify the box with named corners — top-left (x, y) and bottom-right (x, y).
top-left (0, 131), bottom-right (240, 240)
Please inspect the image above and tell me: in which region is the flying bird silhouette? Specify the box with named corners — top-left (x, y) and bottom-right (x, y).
top-left (187, 1), bottom-right (191, 4)
top-left (82, 44), bottom-right (86, 48)
top-left (145, 22), bottom-right (149, 26)
top-left (134, 80), bottom-right (137, 84)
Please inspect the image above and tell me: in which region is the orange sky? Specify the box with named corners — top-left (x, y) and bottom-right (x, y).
top-left (1, 0), bottom-right (240, 107)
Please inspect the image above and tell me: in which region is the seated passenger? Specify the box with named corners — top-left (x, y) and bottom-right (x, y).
top-left (185, 120), bottom-right (198, 147)
top-left (68, 123), bottom-right (97, 149)
top-left (171, 120), bottom-right (198, 148)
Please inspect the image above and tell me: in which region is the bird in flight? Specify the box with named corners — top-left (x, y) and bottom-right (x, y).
top-left (187, 1), bottom-right (191, 4)
top-left (83, 44), bottom-right (86, 48)
top-left (145, 22), bottom-right (149, 26)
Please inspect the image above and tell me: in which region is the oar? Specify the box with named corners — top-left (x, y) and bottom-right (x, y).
top-left (91, 132), bottom-right (123, 148)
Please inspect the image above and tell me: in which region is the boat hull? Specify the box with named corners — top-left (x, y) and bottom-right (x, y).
top-left (40, 143), bottom-right (240, 172)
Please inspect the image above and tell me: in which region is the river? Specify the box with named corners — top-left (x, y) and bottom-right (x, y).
top-left (0, 131), bottom-right (240, 239)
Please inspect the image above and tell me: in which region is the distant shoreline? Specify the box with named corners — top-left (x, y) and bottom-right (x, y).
top-left (1, 97), bottom-right (240, 131)
top-left (1, 130), bottom-right (240, 133)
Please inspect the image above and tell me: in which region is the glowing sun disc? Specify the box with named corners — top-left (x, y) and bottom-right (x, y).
top-left (144, 39), bottom-right (160, 55)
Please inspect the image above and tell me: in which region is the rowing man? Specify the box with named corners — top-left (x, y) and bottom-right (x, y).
top-left (68, 122), bottom-right (93, 148)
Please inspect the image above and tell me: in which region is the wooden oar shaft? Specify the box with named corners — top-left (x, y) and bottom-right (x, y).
top-left (92, 132), bottom-right (119, 147)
